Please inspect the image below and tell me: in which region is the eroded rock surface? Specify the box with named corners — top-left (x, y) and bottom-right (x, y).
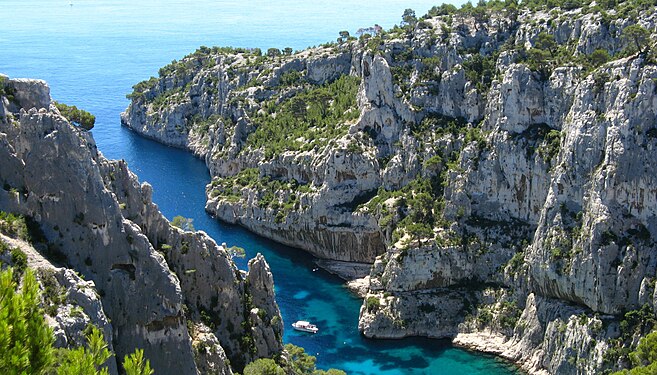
top-left (0, 76), bottom-right (283, 374)
top-left (120, 5), bottom-right (657, 374)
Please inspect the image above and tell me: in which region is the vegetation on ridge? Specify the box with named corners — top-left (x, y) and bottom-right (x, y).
top-left (246, 74), bottom-right (361, 159)
top-left (54, 102), bottom-right (96, 131)
top-left (119, 3), bottom-right (657, 373)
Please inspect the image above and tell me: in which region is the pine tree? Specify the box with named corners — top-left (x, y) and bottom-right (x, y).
top-left (0, 268), bottom-right (55, 375)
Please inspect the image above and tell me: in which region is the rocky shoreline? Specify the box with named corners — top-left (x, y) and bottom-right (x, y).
top-left (121, 3), bottom-right (657, 374)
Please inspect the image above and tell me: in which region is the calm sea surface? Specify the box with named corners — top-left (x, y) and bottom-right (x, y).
top-left (1, 1), bottom-right (519, 373)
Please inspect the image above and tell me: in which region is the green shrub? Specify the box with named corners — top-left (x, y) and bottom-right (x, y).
top-left (10, 247), bottom-right (27, 280)
top-left (366, 296), bottom-right (381, 312)
top-left (0, 211), bottom-right (29, 240)
top-left (462, 51), bottom-right (499, 94)
top-left (36, 268), bottom-right (66, 316)
top-left (0, 76), bottom-right (17, 102)
top-left (171, 215), bottom-right (195, 231)
top-left (279, 70), bottom-right (304, 86)
top-left (244, 358), bottom-right (285, 375)
top-left (54, 102), bottom-right (95, 131)
top-left (126, 77), bottom-right (158, 100)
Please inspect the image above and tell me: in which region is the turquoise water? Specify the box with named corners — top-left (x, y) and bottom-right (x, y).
top-left (1, 1), bottom-right (519, 373)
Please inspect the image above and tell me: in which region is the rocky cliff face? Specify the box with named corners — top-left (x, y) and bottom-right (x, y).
top-left (0, 75), bottom-right (283, 373)
top-left (122, 3), bottom-right (657, 374)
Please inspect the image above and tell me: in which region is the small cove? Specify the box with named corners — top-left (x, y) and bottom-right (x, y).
top-left (1, 1), bottom-right (521, 373)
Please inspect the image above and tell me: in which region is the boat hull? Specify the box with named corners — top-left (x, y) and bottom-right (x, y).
top-left (292, 321), bottom-right (318, 333)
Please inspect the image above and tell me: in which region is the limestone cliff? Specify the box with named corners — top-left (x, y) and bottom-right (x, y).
top-left (122, 2), bottom-right (657, 374)
top-left (0, 75), bottom-right (283, 374)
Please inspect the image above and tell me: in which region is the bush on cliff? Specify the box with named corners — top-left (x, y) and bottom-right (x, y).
top-left (54, 102), bottom-right (95, 131)
top-left (240, 344), bottom-right (346, 375)
top-left (612, 330), bottom-right (657, 374)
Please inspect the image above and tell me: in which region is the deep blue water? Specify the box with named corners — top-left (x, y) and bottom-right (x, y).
top-left (1, 1), bottom-right (519, 373)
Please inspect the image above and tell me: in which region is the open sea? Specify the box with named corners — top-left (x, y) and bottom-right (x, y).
top-left (1, 1), bottom-right (520, 373)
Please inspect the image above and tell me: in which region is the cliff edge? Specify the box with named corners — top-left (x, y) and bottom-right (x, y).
top-left (0, 74), bottom-right (283, 374)
top-left (121, 1), bottom-right (657, 373)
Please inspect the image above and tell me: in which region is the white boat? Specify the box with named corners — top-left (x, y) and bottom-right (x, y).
top-left (292, 320), bottom-right (318, 333)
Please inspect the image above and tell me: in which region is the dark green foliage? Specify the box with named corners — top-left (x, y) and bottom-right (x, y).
top-left (10, 247), bottom-right (27, 280)
top-left (629, 331), bottom-right (657, 369)
top-left (507, 251), bottom-right (525, 272)
top-left (126, 77), bottom-right (158, 100)
top-left (191, 114), bottom-right (220, 135)
top-left (426, 3), bottom-right (458, 16)
top-left (200, 309), bottom-right (218, 331)
top-left (590, 49), bottom-right (611, 68)
top-left (0, 76), bottom-right (17, 102)
top-left (521, 47), bottom-right (552, 79)
top-left (419, 304), bottom-right (437, 313)
top-left (401, 8), bottom-right (418, 29)
top-left (622, 25), bottom-right (652, 54)
top-left (337, 30), bottom-right (351, 43)
top-left (283, 344), bottom-right (348, 375)
top-left (267, 48), bottom-right (281, 57)
top-left (499, 301), bottom-right (521, 329)
top-left (54, 102), bottom-right (95, 130)
top-left (418, 56), bottom-right (442, 83)
top-left (534, 32), bottom-right (558, 58)
top-left (279, 70), bottom-right (304, 86)
top-left (362, 115), bottom-right (478, 247)
top-left (405, 223), bottom-right (434, 247)
top-left (537, 129), bottom-right (562, 165)
top-left (228, 245), bottom-right (246, 258)
top-left (209, 168), bottom-right (306, 220)
top-left (247, 75), bottom-right (360, 159)
top-left (390, 64), bottom-right (413, 95)
top-left (285, 344), bottom-right (317, 374)
top-left (55, 325), bottom-right (112, 375)
top-left (477, 308), bottom-right (493, 325)
top-left (158, 46), bottom-right (220, 77)
top-left (150, 84), bottom-right (190, 112)
top-left (36, 268), bottom-right (66, 316)
top-left (462, 51), bottom-right (499, 94)
top-left (602, 229), bottom-right (620, 246)
top-left (412, 113), bottom-right (469, 137)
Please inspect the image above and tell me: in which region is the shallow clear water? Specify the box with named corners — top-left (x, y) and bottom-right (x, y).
top-left (1, 1), bottom-right (519, 373)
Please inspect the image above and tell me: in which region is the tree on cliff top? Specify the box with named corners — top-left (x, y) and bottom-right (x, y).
top-left (172, 215), bottom-right (195, 232)
top-left (401, 8), bottom-right (417, 29)
top-left (54, 101), bottom-right (95, 131)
